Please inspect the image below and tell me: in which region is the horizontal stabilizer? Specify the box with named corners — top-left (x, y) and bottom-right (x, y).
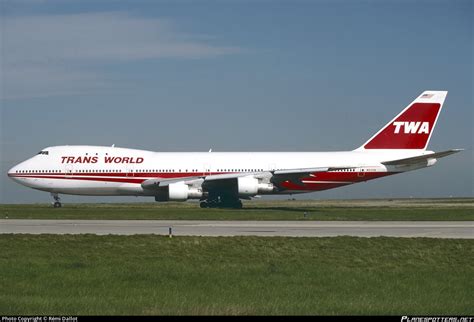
top-left (381, 149), bottom-right (463, 166)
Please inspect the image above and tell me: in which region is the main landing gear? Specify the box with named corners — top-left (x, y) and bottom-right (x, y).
top-left (51, 193), bottom-right (62, 208)
top-left (200, 198), bottom-right (243, 209)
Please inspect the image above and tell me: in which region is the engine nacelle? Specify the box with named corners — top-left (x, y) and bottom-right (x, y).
top-left (237, 176), bottom-right (275, 197)
top-left (155, 182), bottom-right (203, 202)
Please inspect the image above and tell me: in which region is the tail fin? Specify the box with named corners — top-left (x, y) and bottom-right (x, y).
top-left (357, 91), bottom-right (447, 150)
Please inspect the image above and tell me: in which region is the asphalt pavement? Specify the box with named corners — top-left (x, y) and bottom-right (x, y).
top-left (1, 220), bottom-right (472, 238)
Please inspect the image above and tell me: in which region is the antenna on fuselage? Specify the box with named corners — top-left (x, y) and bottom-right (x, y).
top-left (208, 148), bottom-right (212, 152)
top-left (112, 144), bottom-right (115, 148)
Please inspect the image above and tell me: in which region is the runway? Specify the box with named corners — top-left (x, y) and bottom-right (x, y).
top-left (1, 220), bottom-right (472, 238)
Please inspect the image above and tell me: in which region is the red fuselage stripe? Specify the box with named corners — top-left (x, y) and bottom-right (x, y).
top-left (8, 171), bottom-right (394, 191)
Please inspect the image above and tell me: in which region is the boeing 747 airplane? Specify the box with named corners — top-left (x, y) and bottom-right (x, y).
top-left (8, 91), bottom-right (461, 208)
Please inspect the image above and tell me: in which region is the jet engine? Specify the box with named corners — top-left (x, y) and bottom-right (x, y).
top-left (155, 182), bottom-right (203, 202)
top-left (237, 176), bottom-right (275, 197)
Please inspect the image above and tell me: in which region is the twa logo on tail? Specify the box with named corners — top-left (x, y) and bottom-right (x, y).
top-left (393, 121), bottom-right (430, 134)
top-left (359, 91), bottom-right (447, 150)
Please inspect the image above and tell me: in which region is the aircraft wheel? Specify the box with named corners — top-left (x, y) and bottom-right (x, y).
top-left (200, 202), bottom-right (208, 208)
top-left (53, 202), bottom-right (62, 208)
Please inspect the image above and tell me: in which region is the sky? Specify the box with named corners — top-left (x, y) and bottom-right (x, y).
top-left (0, 0), bottom-right (472, 203)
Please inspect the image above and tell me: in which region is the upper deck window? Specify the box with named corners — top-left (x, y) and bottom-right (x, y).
top-left (37, 151), bottom-right (49, 155)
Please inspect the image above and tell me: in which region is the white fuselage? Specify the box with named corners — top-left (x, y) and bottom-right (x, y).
top-left (7, 145), bottom-right (432, 197)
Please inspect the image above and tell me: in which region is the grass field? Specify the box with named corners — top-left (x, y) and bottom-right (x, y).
top-left (1, 235), bottom-right (472, 315)
top-left (1, 198), bottom-right (473, 221)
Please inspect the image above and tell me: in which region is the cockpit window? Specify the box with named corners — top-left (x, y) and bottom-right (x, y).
top-left (37, 151), bottom-right (49, 155)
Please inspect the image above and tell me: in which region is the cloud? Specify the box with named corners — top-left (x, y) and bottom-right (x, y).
top-left (1, 12), bottom-right (241, 99)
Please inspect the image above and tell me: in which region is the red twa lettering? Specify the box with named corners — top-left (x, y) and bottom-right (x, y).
top-left (61, 156), bottom-right (99, 164)
top-left (127, 157), bottom-right (144, 163)
top-left (104, 156), bottom-right (144, 163)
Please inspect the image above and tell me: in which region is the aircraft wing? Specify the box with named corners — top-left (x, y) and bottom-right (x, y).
top-left (381, 149), bottom-right (463, 166)
top-left (202, 167), bottom-right (334, 188)
top-left (141, 166), bottom-right (354, 190)
top-left (204, 167), bottom-right (331, 182)
top-left (141, 172), bottom-right (266, 189)
top-left (141, 176), bottom-right (203, 189)
top-left (270, 167), bottom-right (354, 185)
top-left (202, 166), bottom-right (356, 192)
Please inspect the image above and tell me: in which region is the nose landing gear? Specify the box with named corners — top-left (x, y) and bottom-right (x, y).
top-left (51, 193), bottom-right (62, 208)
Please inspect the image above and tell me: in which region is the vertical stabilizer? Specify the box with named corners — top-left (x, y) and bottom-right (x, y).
top-left (357, 91), bottom-right (447, 150)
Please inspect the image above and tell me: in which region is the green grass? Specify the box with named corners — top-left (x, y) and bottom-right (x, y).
top-left (1, 235), bottom-right (472, 315)
top-left (1, 198), bottom-right (473, 220)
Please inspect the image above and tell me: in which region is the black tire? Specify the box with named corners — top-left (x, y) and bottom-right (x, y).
top-left (207, 200), bottom-right (219, 208)
top-left (53, 202), bottom-right (62, 208)
top-left (199, 202), bottom-right (208, 208)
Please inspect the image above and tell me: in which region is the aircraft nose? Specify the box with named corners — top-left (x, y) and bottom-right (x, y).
top-left (7, 165), bottom-right (18, 178)
top-left (7, 164), bottom-right (25, 185)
